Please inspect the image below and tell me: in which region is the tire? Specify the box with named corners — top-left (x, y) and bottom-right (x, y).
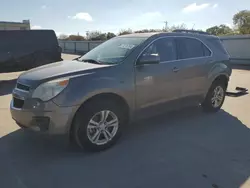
top-left (202, 80), bottom-right (227, 113)
top-left (71, 99), bottom-right (126, 152)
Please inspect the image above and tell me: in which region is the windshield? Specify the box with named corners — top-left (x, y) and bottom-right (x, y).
top-left (78, 37), bottom-right (147, 64)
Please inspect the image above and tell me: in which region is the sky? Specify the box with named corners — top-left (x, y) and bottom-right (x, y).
top-left (1, 0), bottom-right (250, 36)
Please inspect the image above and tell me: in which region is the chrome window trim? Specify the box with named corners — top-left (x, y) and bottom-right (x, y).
top-left (135, 36), bottom-right (213, 66)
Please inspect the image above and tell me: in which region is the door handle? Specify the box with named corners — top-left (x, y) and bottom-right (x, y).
top-left (172, 67), bottom-right (180, 72)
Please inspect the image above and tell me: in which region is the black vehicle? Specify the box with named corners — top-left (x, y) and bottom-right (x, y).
top-left (0, 30), bottom-right (62, 73)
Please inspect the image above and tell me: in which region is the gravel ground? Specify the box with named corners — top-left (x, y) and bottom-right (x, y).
top-left (0, 57), bottom-right (249, 188)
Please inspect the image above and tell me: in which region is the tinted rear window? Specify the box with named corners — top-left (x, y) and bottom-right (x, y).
top-left (209, 38), bottom-right (229, 55)
top-left (177, 38), bottom-right (211, 59)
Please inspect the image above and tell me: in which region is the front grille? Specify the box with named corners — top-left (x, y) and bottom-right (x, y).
top-left (13, 97), bottom-right (24, 108)
top-left (16, 83), bottom-right (30, 91)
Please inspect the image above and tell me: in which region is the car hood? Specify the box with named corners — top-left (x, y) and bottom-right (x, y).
top-left (18, 60), bottom-right (111, 87)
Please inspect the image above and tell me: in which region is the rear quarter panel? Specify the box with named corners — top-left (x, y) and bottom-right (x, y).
top-left (202, 36), bottom-right (232, 94)
top-left (204, 60), bottom-right (231, 96)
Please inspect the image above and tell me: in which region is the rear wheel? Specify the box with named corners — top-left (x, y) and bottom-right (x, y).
top-left (71, 99), bottom-right (126, 152)
top-left (202, 80), bottom-right (227, 112)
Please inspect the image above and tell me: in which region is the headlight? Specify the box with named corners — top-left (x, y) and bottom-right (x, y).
top-left (32, 78), bottom-right (69, 101)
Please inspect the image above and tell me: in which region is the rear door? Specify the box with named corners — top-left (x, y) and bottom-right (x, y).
top-left (175, 37), bottom-right (212, 101)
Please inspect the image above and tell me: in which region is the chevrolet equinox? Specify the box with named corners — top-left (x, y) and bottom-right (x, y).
top-left (11, 30), bottom-right (232, 151)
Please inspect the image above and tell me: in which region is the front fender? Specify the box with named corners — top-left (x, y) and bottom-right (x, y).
top-left (53, 74), bottom-right (135, 111)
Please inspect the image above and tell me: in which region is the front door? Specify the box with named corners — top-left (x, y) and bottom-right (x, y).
top-left (135, 37), bottom-right (182, 118)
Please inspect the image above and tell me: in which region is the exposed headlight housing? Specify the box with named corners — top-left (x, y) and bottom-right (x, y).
top-left (32, 78), bottom-right (69, 101)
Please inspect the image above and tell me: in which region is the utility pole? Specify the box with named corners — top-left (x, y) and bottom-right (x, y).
top-left (86, 30), bottom-right (89, 40)
top-left (192, 24), bottom-right (195, 30)
top-left (164, 21), bottom-right (168, 30)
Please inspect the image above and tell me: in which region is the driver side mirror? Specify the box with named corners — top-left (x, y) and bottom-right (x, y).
top-left (137, 54), bottom-right (160, 66)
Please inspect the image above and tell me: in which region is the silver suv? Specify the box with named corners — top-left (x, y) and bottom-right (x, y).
top-left (10, 30), bottom-right (232, 151)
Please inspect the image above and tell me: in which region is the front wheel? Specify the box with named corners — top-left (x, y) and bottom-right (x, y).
top-left (202, 81), bottom-right (227, 113)
top-left (71, 100), bottom-right (125, 152)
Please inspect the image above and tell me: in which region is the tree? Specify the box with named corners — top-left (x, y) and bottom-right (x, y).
top-left (134, 29), bottom-right (161, 33)
top-left (162, 23), bottom-right (187, 32)
top-left (67, 35), bottom-right (85, 41)
top-left (106, 32), bottom-right (116, 39)
top-left (169, 23), bottom-right (187, 31)
top-left (86, 31), bottom-right (107, 40)
top-left (92, 33), bottom-right (107, 40)
top-left (206, 24), bottom-right (233, 35)
top-left (58, 34), bottom-right (68, 40)
top-left (206, 26), bottom-right (220, 35)
top-left (233, 10), bottom-right (250, 34)
top-left (118, 28), bottom-right (133, 36)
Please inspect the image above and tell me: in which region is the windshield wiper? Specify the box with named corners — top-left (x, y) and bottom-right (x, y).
top-left (78, 59), bottom-right (103, 64)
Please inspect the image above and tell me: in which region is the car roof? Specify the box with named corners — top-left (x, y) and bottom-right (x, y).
top-left (117, 32), bottom-right (218, 39)
top-left (0, 30), bottom-right (58, 45)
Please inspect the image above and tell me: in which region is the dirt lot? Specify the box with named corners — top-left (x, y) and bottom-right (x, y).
top-left (0, 56), bottom-right (250, 188)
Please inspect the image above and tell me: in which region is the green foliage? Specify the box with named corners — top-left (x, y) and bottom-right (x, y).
top-left (161, 23), bottom-right (187, 32)
top-left (233, 10), bottom-right (250, 34)
top-left (106, 32), bottom-right (116, 39)
top-left (86, 31), bottom-right (106, 40)
top-left (58, 34), bottom-right (68, 40)
top-left (67, 35), bottom-right (85, 41)
top-left (118, 28), bottom-right (133, 36)
top-left (206, 24), bottom-right (233, 35)
top-left (134, 29), bottom-right (162, 33)
top-left (58, 10), bottom-right (250, 41)
top-left (169, 24), bottom-right (187, 32)
top-left (92, 33), bottom-right (107, 41)
top-left (85, 31), bottom-right (116, 40)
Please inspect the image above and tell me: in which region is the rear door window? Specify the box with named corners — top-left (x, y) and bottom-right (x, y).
top-left (177, 38), bottom-right (211, 59)
top-left (203, 45), bottom-right (212, 56)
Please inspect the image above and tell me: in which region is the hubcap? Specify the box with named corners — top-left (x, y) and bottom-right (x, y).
top-left (211, 86), bottom-right (224, 108)
top-left (87, 110), bottom-right (119, 145)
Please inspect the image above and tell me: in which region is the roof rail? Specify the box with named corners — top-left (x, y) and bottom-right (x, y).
top-left (172, 29), bottom-right (211, 35)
